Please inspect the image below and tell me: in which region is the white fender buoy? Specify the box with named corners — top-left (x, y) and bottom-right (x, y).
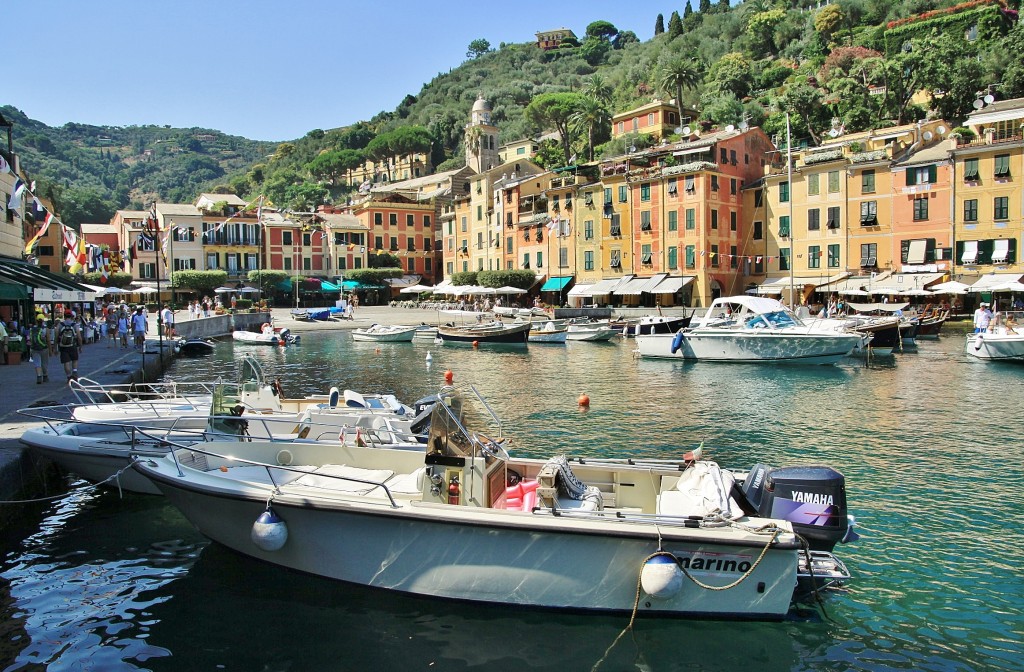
top-left (640, 553), bottom-right (683, 599)
top-left (251, 507), bottom-right (288, 551)
top-left (426, 351), bottom-right (433, 363)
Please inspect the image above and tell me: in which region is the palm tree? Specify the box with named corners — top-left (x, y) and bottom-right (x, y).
top-left (659, 56), bottom-right (704, 131)
top-left (584, 73), bottom-right (613, 105)
top-left (570, 96), bottom-right (611, 161)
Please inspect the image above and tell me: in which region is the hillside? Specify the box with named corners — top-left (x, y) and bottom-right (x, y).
top-left (7, 0), bottom-right (1024, 221)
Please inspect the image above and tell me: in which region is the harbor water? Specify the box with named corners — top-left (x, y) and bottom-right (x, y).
top-left (2, 330), bottom-right (1022, 671)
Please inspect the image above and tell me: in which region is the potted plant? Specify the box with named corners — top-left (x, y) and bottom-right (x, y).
top-left (6, 336), bottom-right (25, 365)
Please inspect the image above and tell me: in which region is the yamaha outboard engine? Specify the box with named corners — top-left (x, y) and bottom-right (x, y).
top-left (740, 464), bottom-right (855, 552)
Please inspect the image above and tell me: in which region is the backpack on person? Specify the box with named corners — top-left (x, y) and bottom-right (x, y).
top-left (31, 326), bottom-right (48, 351)
top-left (58, 322), bottom-right (77, 348)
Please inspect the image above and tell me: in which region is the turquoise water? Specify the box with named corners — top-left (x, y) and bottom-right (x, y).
top-left (2, 332), bottom-right (1022, 671)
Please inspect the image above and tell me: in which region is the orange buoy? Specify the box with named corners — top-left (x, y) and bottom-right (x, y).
top-left (578, 393), bottom-right (590, 408)
top-left (444, 369), bottom-right (454, 384)
top-left (219, 466), bottom-right (229, 472)
top-left (472, 340), bottom-right (479, 348)
top-left (375, 347), bottom-right (381, 354)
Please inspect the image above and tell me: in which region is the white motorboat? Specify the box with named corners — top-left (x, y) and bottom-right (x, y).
top-left (635, 296), bottom-right (862, 364)
top-left (351, 324), bottom-right (418, 342)
top-left (965, 328), bottom-right (1024, 361)
top-left (232, 323), bottom-right (298, 346)
top-left (629, 313), bottom-right (693, 337)
top-left (566, 323), bottom-right (619, 342)
top-left (413, 324), bottom-right (439, 341)
top-left (527, 321), bottom-right (568, 344)
top-left (132, 386), bottom-right (855, 618)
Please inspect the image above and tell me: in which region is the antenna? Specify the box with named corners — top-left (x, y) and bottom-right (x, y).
top-left (937, 125), bottom-right (948, 135)
top-left (984, 94), bottom-right (995, 104)
top-left (725, 124), bottom-right (735, 132)
top-left (923, 131), bottom-right (933, 141)
top-left (682, 126), bottom-right (691, 135)
top-left (674, 127), bottom-right (683, 134)
top-left (828, 128), bottom-right (839, 138)
top-left (973, 99), bottom-right (985, 109)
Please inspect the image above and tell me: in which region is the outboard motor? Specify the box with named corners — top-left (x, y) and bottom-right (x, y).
top-left (740, 464), bottom-right (855, 552)
top-left (412, 394), bottom-right (440, 417)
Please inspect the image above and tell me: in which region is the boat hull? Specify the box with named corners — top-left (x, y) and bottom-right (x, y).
top-left (23, 430), bottom-right (163, 494)
top-left (635, 331), bottom-right (859, 364)
top-left (232, 331), bottom-right (285, 346)
top-left (528, 330), bottom-right (568, 343)
top-left (566, 327), bottom-right (619, 342)
top-left (351, 327), bottom-right (417, 342)
top-left (139, 464), bottom-right (799, 618)
top-left (966, 333), bottom-right (1024, 361)
top-left (437, 324), bottom-right (530, 345)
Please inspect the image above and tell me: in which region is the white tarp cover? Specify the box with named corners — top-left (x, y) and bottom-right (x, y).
top-left (969, 273), bottom-right (1024, 292)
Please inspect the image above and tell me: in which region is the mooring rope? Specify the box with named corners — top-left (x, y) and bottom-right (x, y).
top-left (0, 463), bottom-right (135, 505)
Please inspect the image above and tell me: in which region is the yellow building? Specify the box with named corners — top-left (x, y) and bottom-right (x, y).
top-left (951, 97), bottom-right (1024, 286)
top-left (611, 99), bottom-right (698, 142)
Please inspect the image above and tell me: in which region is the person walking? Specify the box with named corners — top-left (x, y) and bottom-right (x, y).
top-left (131, 306), bottom-right (148, 349)
top-left (56, 311), bottom-right (82, 383)
top-left (117, 308), bottom-right (130, 349)
top-left (29, 316), bottom-right (53, 384)
top-left (106, 309), bottom-right (118, 348)
top-left (973, 302), bottom-right (993, 333)
top-left (160, 304), bottom-right (175, 338)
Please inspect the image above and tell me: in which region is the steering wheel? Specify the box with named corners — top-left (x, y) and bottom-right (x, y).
top-left (474, 433), bottom-right (510, 461)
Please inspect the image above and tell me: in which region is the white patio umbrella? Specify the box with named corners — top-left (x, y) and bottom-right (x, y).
top-left (993, 281), bottom-right (1024, 292)
top-left (928, 280), bottom-right (970, 295)
top-left (467, 286), bottom-right (496, 295)
top-left (214, 286), bottom-right (235, 293)
top-left (400, 284), bottom-right (433, 294)
top-left (133, 286), bottom-right (158, 295)
top-left (433, 285), bottom-right (461, 295)
top-left (838, 289), bottom-right (869, 297)
top-left (495, 286), bottom-right (527, 295)
top-left (237, 286), bottom-right (262, 294)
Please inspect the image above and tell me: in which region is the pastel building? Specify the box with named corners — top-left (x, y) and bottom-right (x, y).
top-left (611, 99), bottom-right (698, 142)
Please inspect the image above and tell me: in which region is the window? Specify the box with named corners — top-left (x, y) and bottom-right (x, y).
top-left (282, 231), bottom-right (293, 245)
top-left (337, 256), bottom-right (347, 270)
top-left (754, 189), bottom-right (763, 208)
top-left (730, 211), bottom-right (737, 231)
top-left (424, 258), bottom-right (432, 272)
top-left (860, 243), bottom-right (877, 268)
top-left (618, 185), bottom-right (628, 202)
top-left (862, 170), bottom-right (875, 193)
top-left (730, 178), bottom-right (737, 195)
top-left (667, 178), bottom-right (677, 196)
top-left (641, 244), bottom-right (652, 265)
top-left (685, 209), bottom-right (695, 230)
top-left (374, 235), bottom-right (383, 250)
top-left (808, 208), bottom-right (820, 231)
top-left (828, 244), bottom-right (840, 268)
top-left (404, 214), bottom-right (413, 227)
top-left (640, 183), bottom-right (650, 202)
top-left (584, 220), bottom-right (594, 239)
top-left (685, 245), bottom-right (695, 269)
top-left (964, 199), bottom-right (978, 222)
top-left (684, 176), bottom-right (695, 193)
top-left (559, 246), bottom-right (568, 267)
top-left (604, 187), bottom-right (612, 204)
top-left (424, 214), bottom-right (431, 227)
top-left (283, 257), bottom-right (292, 271)
top-left (139, 262), bottom-right (156, 278)
top-left (995, 154), bottom-right (1011, 179)
top-left (461, 216), bottom-right (467, 232)
top-left (522, 253), bottom-right (530, 269)
top-left (828, 170), bottom-right (840, 193)
top-left (806, 245), bottom-right (820, 269)
top-left (808, 173), bottom-right (820, 196)
top-left (303, 232), bottom-right (312, 246)
top-left (225, 254), bottom-right (239, 273)
top-left (585, 191), bottom-right (594, 206)
top-left (374, 213), bottom-right (383, 226)
top-left (424, 238), bottom-right (432, 252)
top-left (387, 213), bottom-right (397, 226)
top-left (907, 165), bottom-right (937, 185)
top-left (964, 158), bottom-right (979, 181)
top-left (730, 150), bottom-right (737, 165)
top-left (861, 201), bottom-right (878, 225)
top-left (779, 215), bottom-right (790, 238)
top-left (476, 232), bottom-right (483, 250)
top-left (303, 256), bottom-right (312, 271)
top-left (584, 250), bottom-right (594, 270)
top-left (206, 252), bottom-right (218, 269)
top-left (710, 210), bottom-right (718, 230)
top-left (610, 213), bottom-right (621, 236)
top-left (137, 233), bottom-right (156, 251)
top-left (754, 256), bottom-right (764, 274)
top-left (779, 248), bottom-right (790, 271)
top-left (994, 196), bottom-right (1009, 220)
top-left (173, 257), bottom-right (196, 271)
top-left (551, 195), bottom-right (560, 211)
top-left (640, 210), bottom-right (652, 231)
top-left (710, 244), bottom-right (719, 267)
top-left (827, 206), bottom-right (841, 229)
top-left (506, 236), bottom-right (513, 254)
top-left (720, 147), bottom-right (728, 163)
top-left (730, 245), bottom-right (738, 269)
top-left (668, 211), bottom-right (678, 231)
top-left (610, 250), bottom-right (621, 268)
top-left (668, 246), bottom-right (678, 269)
top-left (913, 197), bottom-right (929, 221)
top-left (779, 181), bottom-right (790, 203)
top-left (753, 221), bottom-right (763, 240)
top-left (476, 205), bottom-right (482, 221)
top-left (711, 175), bottom-right (719, 192)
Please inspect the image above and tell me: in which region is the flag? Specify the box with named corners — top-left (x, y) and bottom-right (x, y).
top-left (8, 178), bottom-right (27, 213)
top-left (24, 211), bottom-right (56, 256)
top-left (0, 154), bottom-right (9, 173)
top-left (30, 197), bottom-right (47, 222)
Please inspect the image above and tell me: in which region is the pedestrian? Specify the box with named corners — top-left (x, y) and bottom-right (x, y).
top-left (161, 303), bottom-right (175, 338)
top-left (117, 309), bottom-right (130, 349)
top-left (0, 319), bottom-right (8, 364)
top-left (131, 306), bottom-right (148, 349)
top-left (56, 311), bottom-right (82, 382)
top-left (106, 309), bottom-right (118, 348)
top-left (973, 302), bottom-right (993, 333)
top-left (29, 316), bottom-right (53, 384)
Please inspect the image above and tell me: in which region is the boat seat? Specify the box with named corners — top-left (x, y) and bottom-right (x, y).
top-left (382, 468), bottom-right (428, 495)
top-left (292, 464), bottom-right (396, 495)
top-left (536, 456), bottom-right (604, 511)
top-left (504, 479), bottom-right (539, 511)
top-left (220, 465), bottom-right (316, 486)
top-left (656, 461), bottom-right (743, 518)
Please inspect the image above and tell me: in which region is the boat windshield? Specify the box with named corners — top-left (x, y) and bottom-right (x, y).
top-left (745, 310), bottom-right (799, 329)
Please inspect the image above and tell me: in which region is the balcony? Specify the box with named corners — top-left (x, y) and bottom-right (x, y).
top-left (956, 133), bottom-right (1023, 148)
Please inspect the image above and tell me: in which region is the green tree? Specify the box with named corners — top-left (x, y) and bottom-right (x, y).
top-left (655, 14), bottom-right (665, 35)
top-left (306, 149), bottom-right (364, 186)
top-left (745, 8), bottom-right (787, 57)
top-left (919, 35), bottom-right (984, 125)
top-left (579, 37), bottom-right (611, 65)
top-left (613, 30), bottom-right (639, 49)
top-left (659, 55), bottom-right (704, 127)
top-left (699, 0), bottom-right (711, 13)
top-left (700, 92), bottom-right (745, 126)
top-left (524, 92), bottom-right (586, 166)
top-left (814, 4), bottom-right (845, 46)
top-left (55, 187), bottom-right (116, 229)
top-left (171, 269), bottom-right (228, 294)
top-left (781, 83), bottom-right (827, 145)
top-left (585, 20), bottom-right (618, 41)
top-left (584, 73), bottom-right (614, 104)
top-left (570, 96), bottom-right (612, 161)
top-left (707, 52), bottom-right (754, 99)
top-left (467, 38), bottom-right (491, 59)
top-left (248, 269), bottom-right (287, 287)
top-left (668, 10), bottom-right (684, 38)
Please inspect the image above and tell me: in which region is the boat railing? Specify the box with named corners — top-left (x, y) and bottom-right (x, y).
top-left (137, 431), bottom-right (400, 508)
top-left (68, 377), bottom-right (228, 408)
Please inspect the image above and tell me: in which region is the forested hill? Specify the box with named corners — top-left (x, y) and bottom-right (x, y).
top-left (0, 104), bottom-right (273, 225)
top-left (7, 0), bottom-right (1024, 226)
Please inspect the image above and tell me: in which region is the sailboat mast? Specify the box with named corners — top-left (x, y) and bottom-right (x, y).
top-left (786, 113), bottom-right (795, 310)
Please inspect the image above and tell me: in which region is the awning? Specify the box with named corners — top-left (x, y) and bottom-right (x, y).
top-left (615, 273), bottom-right (668, 296)
top-left (650, 275), bottom-right (693, 294)
top-left (540, 276), bottom-right (573, 292)
top-left (827, 272), bottom-right (893, 296)
top-left (320, 280), bottom-right (341, 292)
top-left (0, 255), bottom-right (96, 302)
top-left (0, 282), bottom-right (29, 301)
top-left (961, 240), bottom-right (979, 264)
top-left (754, 276), bottom-right (822, 295)
top-left (907, 240), bottom-right (928, 265)
top-left (967, 108), bottom-right (1024, 127)
top-left (969, 273), bottom-right (1024, 293)
top-left (871, 272), bottom-right (944, 294)
top-left (588, 276), bottom-right (632, 296)
top-left (992, 239), bottom-right (1010, 264)
top-left (567, 284), bottom-right (592, 297)
top-left (814, 272), bottom-right (852, 290)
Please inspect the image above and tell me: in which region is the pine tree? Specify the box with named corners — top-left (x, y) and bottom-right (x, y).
top-left (699, 0), bottom-right (711, 14)
top-left (668, 10), bottom-right (683, 38)
top-left (717, 0), bottom-right (730, 11)
top-left (683, 2), bottom-right (692, 18)
top-left (655, 14), bottom-right (665, 35)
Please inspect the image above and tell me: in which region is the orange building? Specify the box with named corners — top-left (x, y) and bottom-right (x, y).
top-left (535, 28), bottom-right (576, 51)
top-left (611, 99), bottom-right (698, 142)
top-left (351, 193), bottom-right (438, 281)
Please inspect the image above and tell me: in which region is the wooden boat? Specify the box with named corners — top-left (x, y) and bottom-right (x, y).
top-left (437, 321), bottom-right (530, 345)
top-left (566, 323), bottom-right (619, 342)
top-left (351, 324), bottom-right (418, 342)
top-left (132, 386), bottom-right (856, 619)
top-left (527, 322), bottom-right (568, 344)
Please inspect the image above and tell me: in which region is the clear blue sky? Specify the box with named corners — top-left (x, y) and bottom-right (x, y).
top-left (8, 0), bottom-right (671, 142)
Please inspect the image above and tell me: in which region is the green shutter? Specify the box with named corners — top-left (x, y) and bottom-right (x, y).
top-left (928, 165), bottom-right (937, 184)
top-left (779, 216), bottom-right (790, 237)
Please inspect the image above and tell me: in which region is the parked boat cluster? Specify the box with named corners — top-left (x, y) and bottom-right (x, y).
top-left (19, 353), bottom-right (859, 620)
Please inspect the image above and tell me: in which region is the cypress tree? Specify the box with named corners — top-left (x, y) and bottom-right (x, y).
top-left (668, 10), bottom-right (683, 38)
top-left (655, 13), bottom-right (665, 35)
top-left (699, 0), bottom-right (711, 14)
top-left (683, 2), bottom-right (692, 18)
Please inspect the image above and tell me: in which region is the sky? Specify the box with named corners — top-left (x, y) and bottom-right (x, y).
top-left (8, 0), bottom-right (668, 142)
